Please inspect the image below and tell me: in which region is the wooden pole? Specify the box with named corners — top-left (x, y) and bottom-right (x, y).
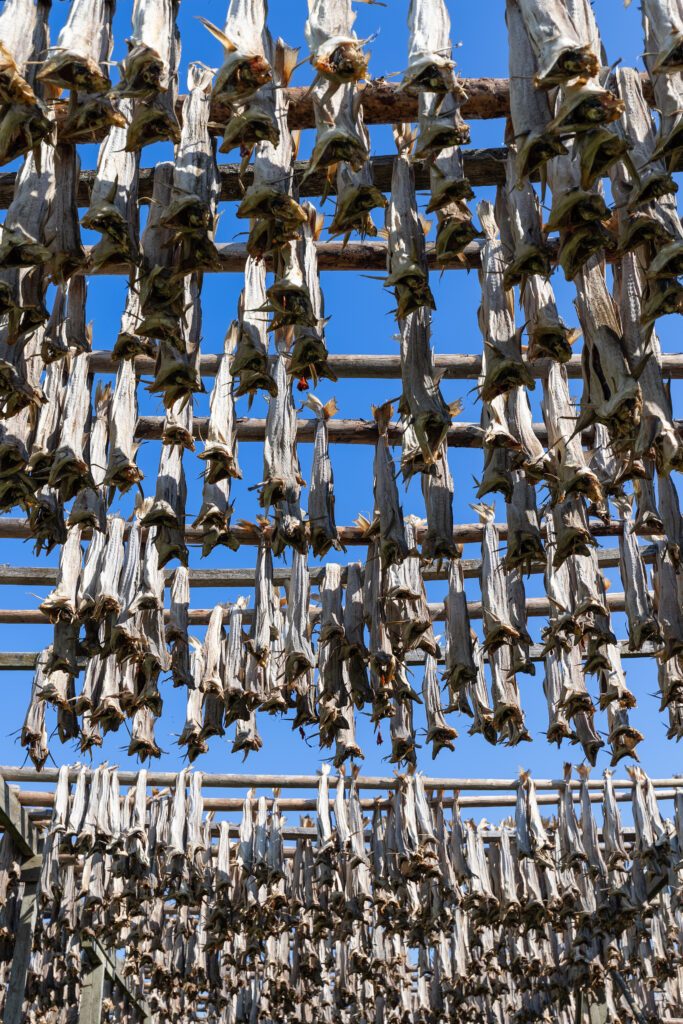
top-left (3, 854), bottom-right (41, 1024)
top-left (3, 765), bottom-right (682, 792)
top-left (79, 946), bottom-right (106, 1024)
top-left (0, 515), bottom-right (662, 545)
top-left (0, 588), bottom-right (638, 625)
top-left (85, 350), bottom-right (683, 381)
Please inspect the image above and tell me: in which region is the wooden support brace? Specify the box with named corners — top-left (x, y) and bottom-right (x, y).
top-left (82, 940), bottom-right (154, 1024)
top-left (0, 771), bottom-right (39, 857)
top-left (3, 853), bottom-right (41, 1024)
top-left (79, 946), bottom-right (106, 1024)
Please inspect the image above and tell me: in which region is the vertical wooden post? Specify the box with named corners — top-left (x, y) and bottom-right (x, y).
top-left (4, 854), bottom-right (41, 1024)
top-left (80, 947), bottom-right (106, 1024)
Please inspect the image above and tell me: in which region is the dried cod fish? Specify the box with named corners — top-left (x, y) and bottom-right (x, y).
top-left (81, 98), bottom-right (140, 269)
top-left (369, 403), bottom-right (408, 567)
top-left (40, 525), bottom-right (82, 623)
top-left (472, 501), bottom-right (519, 652)
top-left (423, 652), bottom-right (457, 757)
top-left (105, 357), bottom-right (143, 494)
top-left (160, 64), bottom-right (221, 275)
top-left (615, 497), bottom-right (661, 650)
top-left (198, 322), bottom-right (242, 485)
top-left (290, 204), bottom-right (336, 385)
top-left (233, 257), bottom-right (276, 401)
top-left (421, 441), bottom-right (457, 560)
top-left (477, 201), bottom-right (534, 402)
top-left (541, 360), bottom-right (600, 504)
top-left (505, 0), bottom-right (568, 182)
top-left (258, 333), bottom-right (306, 554)
top-left (303, 394), bottom-right (341, 557)
top-left (515, 0), bottom-right (599, 88)
top-left (141, 439), bottom-right (188, 569)
top-left (38, 0), bottom-right (113, 94)
top-left (385, 124), bottom-right (434, 320)
top-left (443, 557), bottom-right (477, 708)
top-left (118, 0), bottom-right (181, 150)
top-left (285, 548), bottom-right (315, 684)
top-left (0, 0), bottom-right (48, 105)
top-left (399, 307), bottom-right (455, 472)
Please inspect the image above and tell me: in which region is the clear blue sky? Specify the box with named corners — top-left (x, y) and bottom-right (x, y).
top-left (1, 2), bottom-right (681, 817)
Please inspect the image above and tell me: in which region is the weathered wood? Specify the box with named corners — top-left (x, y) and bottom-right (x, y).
top-left (83, 940), bottom-right (153, 1024)
top-left (0, 589), bottom-right (637, 625)
top-left (0, 772), bottom-right (39, 857)
top-left (0, 149), bottom-right (509, 210)
top-left (135, 414), bottom-right (683, 450)
top-left (0, 637), bottom-right (660, 672)
top-left (4, 854), bottom-right (41, 1024)
top-left (3, 765), bottom-right (680, 791)
top-left (86, 350), bottom-right (683, 380)
top-left (0, 545), bottom-right (655, 589)
top-left (79, 946), bottom-right (106, 1024)
top-left (0, 517), bottom-right (663, 545)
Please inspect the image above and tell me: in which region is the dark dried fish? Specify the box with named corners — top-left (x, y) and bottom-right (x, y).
top-left (120, 0), bottom-right (181, 150)
top-left (285, 548), bottom-right (315, 685)
top-left (385, 123), bottom-right (434, 320)
top-left (38, 0), bottom-right (113, 94)
top-left (198, 322), bottom-right (242, 485)
top-left (304, 395), bottom-right (341, 557)
top-left (370, 403), bottom-right (408, 568)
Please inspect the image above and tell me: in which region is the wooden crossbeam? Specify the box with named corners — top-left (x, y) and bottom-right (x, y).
top-left (2, 764), bottom-right (680, 791)
top-left (0, 590), bottom-right (643, 625)
top-left (0, 546), bottom-right (655, 590)
top-left (0, 638), bottom-right (661, 672)
top-left (86, 350), bottom-right (683, 380)
top-left (137, 415), bottom-right (683, 447)
top-left (0, 149), bottom-right (508, 210)
top-left (0, 516), bottom-right (660, 545)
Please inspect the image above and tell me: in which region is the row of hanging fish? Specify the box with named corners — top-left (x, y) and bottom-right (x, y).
top-left (15, 761), bottom-right (683, 1022)
top-left (20, 491), bottom-right (683, 770)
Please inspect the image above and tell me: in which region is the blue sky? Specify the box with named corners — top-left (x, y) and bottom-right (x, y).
top-left (1, 1), bottom-right (681, 818)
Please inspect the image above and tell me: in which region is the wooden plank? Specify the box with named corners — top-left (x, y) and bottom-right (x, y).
top-left (0, 772), bottom-right (38, 857)
top-left (3, 854), bottom-right (41, 1024)
top-left (79, 949), bottom-right (106, 1024)
top-left (0, 588), bottom-right (638, 625)
top-left (0, 546), bottom-right (655, 589)
top-left (0, 149), bottom-right (508, 211)
top-left (0, 516), bottom-right (662, 545)
top-left (83, 940), bottom-right (154, 1023)
top-left (0, 637), bottom-right (662, 672)
top-left (3, 764), bottom-right (680, 791)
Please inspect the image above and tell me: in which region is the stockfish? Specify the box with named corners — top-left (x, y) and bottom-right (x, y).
top-left (471, 501), bottom-right (519, 652)
top-left (198, 322), bottom-right (242, 485)
top-left (40, 525), bottom-right (82, 623)
top-left (385, 123), bottom-right (434, 320)
top-left (105, 358), bottom-right (143, 494)
top-left (515, 0), bottom-right (599, 88)
top-left (118, 0), bottom-right (181, 150)
top-left (423, 652), bottom-right (457, 757)
top-left (21, 648), bottom-right (49, 769)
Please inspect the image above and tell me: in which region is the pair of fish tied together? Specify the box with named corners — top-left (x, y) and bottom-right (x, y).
top-left (12, 761), bottom-right (683, 1022)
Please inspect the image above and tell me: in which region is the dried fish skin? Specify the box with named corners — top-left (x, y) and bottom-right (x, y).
top-left (1, 143), bottom-right (54, 271)
top-left (515, 0), bottom-right (599, 88)
top-left (147, 274), bottom-right (205, 412)
top-left (49, 354), bottom-right (94, 501)
top-left (306, 75), bottom-right (369, 182)
top-left (259, 337), bottom-right (305, 553)
top-left (541, 360), bottom-right (600, 503)
top-left (341, 561), bottom-right (372, 706)
top-left (542, 647), bottom-right (574, 745)
top-left (421, 442), bottom-right (457, 561)
top-left (28, 358), bottom-right (67, 486)
top-left (122, 0), bottom-right (182, 150)
top-left (615, 498), bottom-right (661, 650)
top-left (477, 201), bottom-right (534, 402)
top-left (423, 652), bottom-right (457, 757)
top-left (233, 257), bottom-right (276, 401)
top-left (507, 568), bottom-right (534, 676)
top-left (652, 540), bottom-right (683, 661)
top-left (45, 144), bottom-right (86, 286)
top-left (82, 99), bottom-right (140, 269)
top-left (68, 380), bottom-right (110, 533)
top-left (112, 280), bottom-right (155, 362)
top-left (499, 154), bottom-right (550, 290)
top-left (641, 0), bottom-right (683, 73)
top-left (443, 558), bottom-right (477, 704)
top-left (551, 493), bottom-right (595, 567)
top-left (290, 204), bottom-right (336, 385)
top-left (371, 403), bottom-right (408, 568)
top-left (385, 124), bottom-right (435, 320)
top-left (472, 501), bottom-right (519, 653)
top-left (142, 444), bottom-right (188, 568)
top-left (105, 358), bottom-right (143, 494)
top-left (0, 0), bottom-right (44, 105)
top-left (38, 0), bottom-right (114, 94)
top-left (575, 257), bottom-right (642, 451)
top-left (285, 549), bottom-right (315, 684)
top-left (40, 525), bottom-right (82, 623)
top-left (198, 322), bottom-right (242, 485)
top-left (398, 307), bottom-right (453, 471)
top-left (21, 648), bottom-right (48, 768)
top-left (505, 471), bottom-right (544, 573)
top-left (523, 275), bottom-right (576, 366)
top-left (613, 250), bottom-right (683, 474)
top-left (193, 475), bottom-right (239, 558)
top-left (304, 395), bottom-right (341, 557)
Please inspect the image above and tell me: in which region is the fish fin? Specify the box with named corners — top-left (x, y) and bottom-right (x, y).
top-left (195, 16), bottom-right (236, 52)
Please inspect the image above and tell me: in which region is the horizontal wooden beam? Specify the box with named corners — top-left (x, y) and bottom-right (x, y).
top-left (0, 638), bottom-right (659, 672)
top-left (88, 350), bottom-right (683, 381)
top-left (0, 590), bottom-right (640, 625)
top-left (0, 546), bottom-right (654, 590)
top-left (0, 149), bottom-right (508, 210)
top-left (0, 516), bottom-right (660, 545)
top-left (2, 764), bottom-right (678, 792)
